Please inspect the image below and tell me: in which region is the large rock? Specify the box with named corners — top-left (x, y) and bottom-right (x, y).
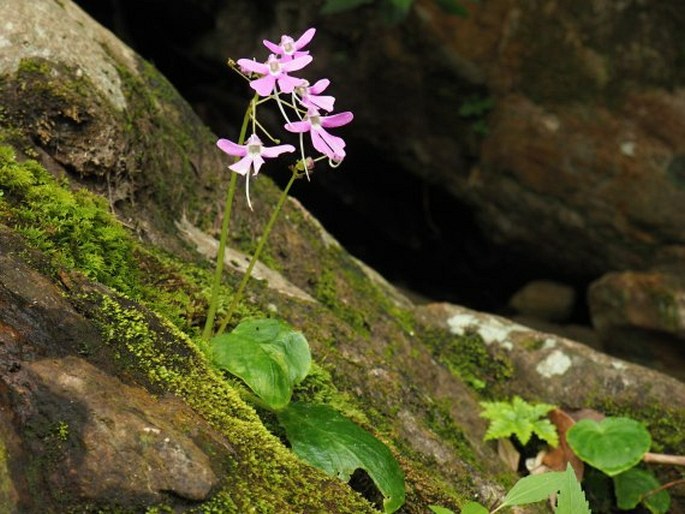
top-left (179, 0), bottom-right (685, 278)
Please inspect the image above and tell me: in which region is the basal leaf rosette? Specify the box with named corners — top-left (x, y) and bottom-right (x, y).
top-left (209, 318), bottom-right (311, 410)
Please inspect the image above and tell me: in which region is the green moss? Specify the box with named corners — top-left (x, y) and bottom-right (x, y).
top-left (420, 327), bottom-right (514, 395)
top-left (86, 292), bottom-right (376, 513)
top-left (424, 399), bottom-right (478, 467)
top-left (589, 397), bottom-right (685, 455)
top-left (314, 267), bottom-right (370, 336)
top-left (0, 144), bottom-right (139, 293)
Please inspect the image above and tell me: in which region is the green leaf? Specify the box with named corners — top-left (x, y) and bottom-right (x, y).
top-left (434, 0), bottom-right (469, 16)
top-left (380, 0), bottom-right (413, 22)
top-left (501, 470), bottom-right (566, 507)
top-left (555, 463), bottom-right (591, 514)
top-left (321, 0), bottom-right (374, 15)
top-left (566, 417), bottom-right (651, 476)
top-left (480, 396), bottom-right (558, 446)
top-left (278, 403), bottom-right (405, 513)
top-left (459, 502), bottom-right (489, 514)
top-left (428, 506), bottom-right (456, 514)
top-left (614, 468), bottom-right (671, 514)
top-left (209, 318), bottom-right (311, 410)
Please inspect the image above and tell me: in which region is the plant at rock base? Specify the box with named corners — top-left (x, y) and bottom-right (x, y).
top-left (477, 397), bottom-right (684, 514)
top-left (199, 28), bottom-right (405, 513)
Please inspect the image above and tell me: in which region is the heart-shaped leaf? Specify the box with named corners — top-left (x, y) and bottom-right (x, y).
top-left (614, 468), bottom-right (671, 513)
top-left (209, 318), bottom-right (311, 410)
top-left (278, 402), bottom-right (405, 513)
top-left (566, 417), bottom-right (651, 476)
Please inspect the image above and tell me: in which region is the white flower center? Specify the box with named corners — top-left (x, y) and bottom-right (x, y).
top-left (294, 83), bottom-right (308, 97)
top-left (247, 143), bottom-right (261, 156)
top-left (268, 57), bottom-right (281, 76)
top-left (308, 114), bottom-right (321, 128)
top-left (280, 36), bottom-right (295, 55)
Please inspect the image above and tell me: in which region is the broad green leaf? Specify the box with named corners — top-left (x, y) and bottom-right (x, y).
top-left (555, 463), bottom-right (591, 514)
top-left (459, 502), bottom-right (489, 514)
top-left (501, 470), bottom-right (566, 507)
top-left (614, 468), bottom-right (671, 514)
top-left (278, 403), bottom-right (405, 513)
top-left (209, 318), bottom-right (311, 410)
top-left (321, 0), bottom-right (374, 14)
top-left (435, 0), bottom-right (469, 17)
top-left (428, 506), bottom-right (457, 514)
top-left (566, 417), bottom-right (651, 476)
top-left (480, 396), bottom-right (558, 446)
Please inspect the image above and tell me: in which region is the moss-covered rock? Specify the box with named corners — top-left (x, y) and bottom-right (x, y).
top-left (1, 1), bottom-right (684, 512)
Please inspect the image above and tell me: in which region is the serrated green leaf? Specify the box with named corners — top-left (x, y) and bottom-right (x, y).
top-left (614, 468), bottom-right (671, 514)
top-left (321, 0), bottom-right (374, 15)
top-left (209, 318), bottom-right (311, 410)
top-left (566, 417), bottom-right (651, 476)
top-left (278, 403), bottom-right (405, 513)
top-left (480, 396), bottom-right (558, 446)
top-left (555, 463), bottom-right (591, 514)
top-left (459, 502), bottom-right (489, 514)
top-left (501, 470), bottom-right (566, 507)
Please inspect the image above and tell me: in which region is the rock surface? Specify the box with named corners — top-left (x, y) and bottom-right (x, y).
top-left (1, 1), bottom-right (684, 512)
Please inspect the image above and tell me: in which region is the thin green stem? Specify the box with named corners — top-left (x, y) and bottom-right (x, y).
top-left (217, 167), bottom-right (300, 335)
top-left (201, 94), bottom-right (257, 343)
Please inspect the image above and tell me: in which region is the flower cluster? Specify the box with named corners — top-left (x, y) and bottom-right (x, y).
top-left (217, 28), bottom-right (353, 207)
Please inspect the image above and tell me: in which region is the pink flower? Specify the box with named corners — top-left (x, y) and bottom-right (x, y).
top-left (285, 109), bottom-right (353, 160)
top-left (294, 79), bottom-right (335, 112)
top-left (217, 134), bottom-right (295, 208)
top-left (237, 54), bottom-right (313, 97)
top-left (263, 28), bottom-right (316, 61)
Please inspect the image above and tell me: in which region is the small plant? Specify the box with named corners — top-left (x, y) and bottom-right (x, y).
top-left (480, 396), bottom-right (558, 447)
top-left (210, 318), bottom-right (405, 512)
top-left (477, 397), bottom-right (684, 514)
top-left (430, 463), bottom-right (590, 513)
top-left (458, 94), bottom-right (493, 136)
top-left (200, 28), bottom-right (405, 512)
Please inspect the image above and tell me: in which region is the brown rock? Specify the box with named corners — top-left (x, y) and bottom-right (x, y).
top-left (509, 280), bottom-right (576, 322)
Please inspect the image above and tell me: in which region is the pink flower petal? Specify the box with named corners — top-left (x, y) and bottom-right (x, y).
top-left (251, 154), bottom-right (266, 175)
top-left (306, 94), bottom-right (335, 112)
top-left (284, 120), bottom-right (312, 133)
top-left (262, 39), bottom-right (282, 55)
top-left (229, 155), bottom-right (252, 175)
top-left (310, 128), bottom-right (346, 159)
top-left (281, 54), bottom-right (313, 72)
top-left (308, 78), bottom-right (330, 95)
top-left (277, 74), bottom-right (304, 94)
top-left (261, 144), bottom-right (296, 158)
top-left (295, 28), bottom-right (316, 50)
top-left (321, 111), bottom-right (353, 128)
top-left (217, 138), bottom-right (246, 157)
top-left (250, 75), bottom-right (277, 96)
top-left (237, 58), bottom-right (268, 75)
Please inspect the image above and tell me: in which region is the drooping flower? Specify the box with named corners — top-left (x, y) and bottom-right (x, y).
top-left (263, 28), bottom-right (316, 61)
top-left (237, 54), bottom-right (313, 97)
top-left (217, 133), bottom-right (295, 208)
top-left (284, 109), bottom-right (353, 161)
top-left (293, 79), bottom-right (335, 112)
